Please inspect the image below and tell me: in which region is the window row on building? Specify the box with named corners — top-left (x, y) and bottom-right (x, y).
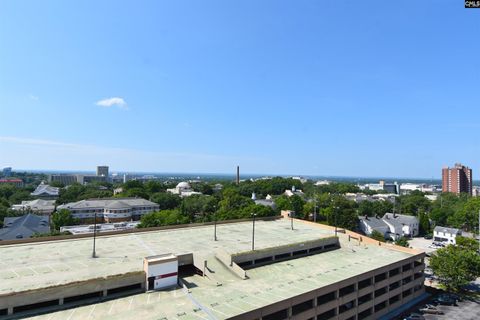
top-left (256, 258), bottom-right (424, 320)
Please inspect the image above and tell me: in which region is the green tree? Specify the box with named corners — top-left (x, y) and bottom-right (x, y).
top-left (303, 201), bottom-right (317, 220)
top-left (430, 193), bottom-right (466, 227)
top-left (315, 182), bottom-right (360, 195)
top-left (456, 236), bottom-right (480, 251)
top-left (150, 192), bottom-right (182, 210)
top-left (8, 190), bottom-right (32, 205)
top-left (137, 209), bottom-right (189, 228)
top-left (290, 195), bottom-right (305, 218)
top-left (430, 236), bottom-right (480, 291)
top-left (430, 207), bottom-right (451, 227)
top-left (51, 209), bottom-right (75, 230)
top-left (123, 180), bottom-right (144, 190)
top-left (274, 195), bottom-right (293, 211)
top-left (182, 195), bottom-right (219, 222)
top-left (191, 182), bottom-right (214, 195)
top-left (395, 237), bottom-right (409, 247)
top-left (418, 212), bottom-right (430, 235)
top-left (358, 201), bottom-right (375, 217)
top-left (397, 190), bottom-right (431, 215)
top-left (447, 197), bottom-right (480, 232)
top-left (144, 181), bottom-right (165, 194)
top-left (49, 181), bottom-right (65, 188)
top-left (370, 230), bottom-right (385, 242)
top-left (124, 187), bottom-right (149, 199)
top-left (326, 196), bottom-right (358, 230)
top-left (216, 187), bottom-right (253, 220)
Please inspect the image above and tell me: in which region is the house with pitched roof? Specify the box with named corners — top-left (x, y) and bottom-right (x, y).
top-left (359, 213), bottom-right (419, 241)
top-left (433, 226), bottom-right (462, 245)
top-left (31, 183), bottom-right (60, 199)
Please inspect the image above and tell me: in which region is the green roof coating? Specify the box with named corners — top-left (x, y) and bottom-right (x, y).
top-left (2, 219), bottom-right (417, 320)
top-left (0, 219), bottom-right (333, 296)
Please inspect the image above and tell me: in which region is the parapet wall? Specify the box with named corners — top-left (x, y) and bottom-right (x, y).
top-left (0, 271), bottom-right (145, 317)
top-left (231, 236), bottom-right (339, 264)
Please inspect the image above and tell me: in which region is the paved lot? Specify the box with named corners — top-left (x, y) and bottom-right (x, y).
top-left (422, 299), bottom-right (480, 320)
top-left (408, 237), bottom-right (436, 254)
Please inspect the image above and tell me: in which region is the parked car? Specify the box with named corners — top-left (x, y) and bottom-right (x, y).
top-left (419, 304), bottom-right (444, 314)
top-left (434, 294), bottom-right (457, 306)
top-left (423, 234), bottom-right (433, 239)
top-left (404, 313), bottom-right (425, 320)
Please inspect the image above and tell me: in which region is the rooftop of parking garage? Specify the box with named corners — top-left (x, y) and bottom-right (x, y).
top-left (0, 218), bottom-right (335, 295)
top-left (25, 229), bottom-right (421, 320)
top-left (0, 219), bottom-right (424, 320)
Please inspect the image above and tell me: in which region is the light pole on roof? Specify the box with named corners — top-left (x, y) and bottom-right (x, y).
top-left (92, 211), bottom-right (97, 258)
top-left (251, 213), bottom-right (257, 251)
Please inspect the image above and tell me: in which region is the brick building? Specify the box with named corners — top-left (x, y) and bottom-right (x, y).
top-left (442, 163), bottom-right (472, 195)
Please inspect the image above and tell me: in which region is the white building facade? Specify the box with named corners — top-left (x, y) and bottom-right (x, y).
top-left (359, 213), bottom-right (419, 241)
top-left (58, 198), bottom-right (160, 223)
top-left (433, 226), bottom-right (462, 245)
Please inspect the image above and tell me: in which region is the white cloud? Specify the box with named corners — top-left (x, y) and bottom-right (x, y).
top-left (28, 94), bottom-right (39, 101)
top-left (95, 97), bottom-right (128, 110)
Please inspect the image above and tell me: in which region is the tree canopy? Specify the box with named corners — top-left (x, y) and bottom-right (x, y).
top-left (430, 236), bottom-right (480, 291)
top-left (51, 209), bottom-right (76, 230)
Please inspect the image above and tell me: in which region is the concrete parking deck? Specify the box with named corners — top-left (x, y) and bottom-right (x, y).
top-left (13, 220), bottom-right (421, 320)
top-left (0, 219), bottom-right (333, 296)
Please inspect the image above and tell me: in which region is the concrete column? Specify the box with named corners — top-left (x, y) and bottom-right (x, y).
top-left (288, 306), bottom-right (292, 318)
top-left (103, 289), bottom-right (108, 297)
top-left (59, 298), bottom-right (64, 306)
top-left (7, 307), bottom-right (13, 315)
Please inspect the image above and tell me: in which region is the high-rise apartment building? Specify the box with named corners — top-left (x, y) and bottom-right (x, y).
top-left (442, 163), bottom-right (472, 195)
top-left (96, 165), bottom-right (109, 177)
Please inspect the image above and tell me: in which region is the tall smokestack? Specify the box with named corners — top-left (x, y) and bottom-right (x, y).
top-left (236, 166), bottom-right (240, 185)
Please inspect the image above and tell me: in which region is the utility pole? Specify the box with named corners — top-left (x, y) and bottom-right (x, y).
top-left (313, 193), bottom-right (317, 223)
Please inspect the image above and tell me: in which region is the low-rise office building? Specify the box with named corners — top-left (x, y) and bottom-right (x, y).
top-left (57, 197), bottom-right (159, 223)
top-left (0, 218), bottom-right (425, 320)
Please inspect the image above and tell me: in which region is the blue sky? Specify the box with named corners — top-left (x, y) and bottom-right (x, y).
top-left (0, 1), bottom-right (478, 178)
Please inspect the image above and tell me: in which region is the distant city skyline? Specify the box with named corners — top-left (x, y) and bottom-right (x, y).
top-left (5, 165), bottom-right (480, 185)
top-left (1, 1), bottom-right (479, 178)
